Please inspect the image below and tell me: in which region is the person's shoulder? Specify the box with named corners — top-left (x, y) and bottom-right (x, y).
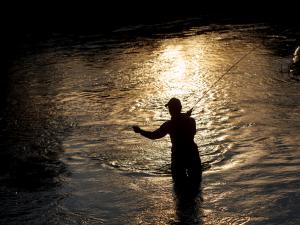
top-left (181, 113), bottom-right (195, 121)
top-left (185, 114), bottom-right (196, 125)
top-left (188, 116), bottom-right (196, 123)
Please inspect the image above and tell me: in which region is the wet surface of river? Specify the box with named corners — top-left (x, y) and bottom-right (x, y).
top-left (1, 22), bottom-right (300, 224)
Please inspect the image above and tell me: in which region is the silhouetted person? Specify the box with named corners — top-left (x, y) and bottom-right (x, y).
top-left (133, 98), bottom-right (202, 186)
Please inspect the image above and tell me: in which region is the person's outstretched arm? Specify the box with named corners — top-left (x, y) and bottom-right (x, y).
top-left (132, 122), bottom-right (169, 139)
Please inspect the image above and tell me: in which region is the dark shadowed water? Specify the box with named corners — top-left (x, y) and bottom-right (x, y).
top-left (1, 22), bottom-right (300, 224)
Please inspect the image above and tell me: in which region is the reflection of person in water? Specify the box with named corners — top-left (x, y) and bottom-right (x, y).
top-left (172, 184), bottom-right (203, 225)
top-left (133, 97), bottom-right (202, 185)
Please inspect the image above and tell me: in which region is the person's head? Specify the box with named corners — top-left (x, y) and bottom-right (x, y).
top-left (165, 97), bottom-right (182, 116)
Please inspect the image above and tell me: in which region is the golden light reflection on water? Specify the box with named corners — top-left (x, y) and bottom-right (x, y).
top-left (5, 20), bottom-right (300, 225)
top-left (151, 40), bottom-right (207, 99)
top-left (160, 45), bottom-right (186, 84)
top-left (143, 35), bottom-right (243, 112)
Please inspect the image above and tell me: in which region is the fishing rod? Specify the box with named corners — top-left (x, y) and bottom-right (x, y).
top-left (187, 46), bottom-right (257, 116)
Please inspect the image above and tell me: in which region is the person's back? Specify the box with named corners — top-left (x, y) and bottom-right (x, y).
top-left (168, 113), bottom-right (196, 149)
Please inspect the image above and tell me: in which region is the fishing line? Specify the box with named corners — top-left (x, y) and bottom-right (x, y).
top-left (188, 46), bottom-right (257, 114)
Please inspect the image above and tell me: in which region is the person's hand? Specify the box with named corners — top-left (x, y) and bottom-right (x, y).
top-left (186, 108), bottom-right (193, 117)
top-left (132, 125), bottom-right (141, 133)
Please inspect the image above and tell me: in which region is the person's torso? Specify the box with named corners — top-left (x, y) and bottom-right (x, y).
top-left (167, 114), bottom-right (197, 154)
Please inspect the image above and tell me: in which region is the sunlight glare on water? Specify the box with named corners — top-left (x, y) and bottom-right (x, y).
top-left (152, 39), bottom-right (207, 100)
top-left (1, 23), bottom-right (300, 225)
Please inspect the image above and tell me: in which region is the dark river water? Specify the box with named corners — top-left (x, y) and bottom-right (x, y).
top-left (1, 21), bottom-right (300, 224)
